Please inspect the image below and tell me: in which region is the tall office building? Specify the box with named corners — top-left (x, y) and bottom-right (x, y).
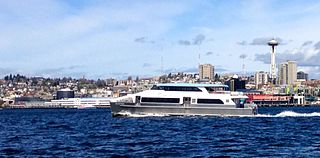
top-left (199, 64), bottom-right (214, 80)
top-left (278, 61), bottom-right (297, 85)
top-left (254, 71), bottom-right (269, 88)
top-left (278, 63), bottom-right (287, 85)
top-left (287, 61), bottom-right (297, 84)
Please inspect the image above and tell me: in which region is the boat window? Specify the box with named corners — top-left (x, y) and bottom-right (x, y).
top-left (156, 86), bottom-right (202, 92)
top-left (151, 85), bottom-right (165, 90)
top-left (141, 97), bottom-right (180, 103)
top-left (197, 99), bottom-right (224, 104)
top-left (151, 85), bottom-right (159, 90)
top-left (205, 87), bottom-right (215, 93)
top-left (205, 87), bottom-right (227, 93)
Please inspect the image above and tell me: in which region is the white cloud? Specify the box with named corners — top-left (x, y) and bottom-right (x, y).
top-left (1, 1), bottom-right (320, 79)
top-left (0, 1), bottom-right (194, 77)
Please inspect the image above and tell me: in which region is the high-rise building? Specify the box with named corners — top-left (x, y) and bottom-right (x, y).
top-left (278, 61), bottom-right (297, 85)
top-left (278, 63), bottom-right (287, 85)
top-left (287, 61), bottom-right (297, 84)
top-left (199, 64), bottom-right (214, 80)
top-left (297, 71), bottom-right (308, 81)
top-left (254, 71), bottom-right (269, 88)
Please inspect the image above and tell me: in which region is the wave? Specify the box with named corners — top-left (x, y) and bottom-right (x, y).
top-left (274, 111), bottom-right (320, 117)
top-left (117, 112), bottom-right (169, 117)
top-left (256, 111), bottom-right (320, 117)
top-left (117, 111), bottom-right (320, 118)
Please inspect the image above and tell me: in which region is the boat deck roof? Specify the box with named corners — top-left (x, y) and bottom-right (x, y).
top-left (156, 83), bottom-right (229, 88)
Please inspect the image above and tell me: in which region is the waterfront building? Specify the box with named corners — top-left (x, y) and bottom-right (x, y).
top-left (45, 97), bottom-right (113, 108)
top-left (278, 61), bottom-right (297, 85)
top-left (297, 71), bottom-right (308, 81)
top-left (246, 94), bottom-right (305, 106)
top-left (56, 88), bottom-right (75, 99)
top-left (254, 71), bottom-right (269, 89)
top-left (199, 64), bottom-right (214, 80)
top-left (225, 75), bottom-right (246, 91)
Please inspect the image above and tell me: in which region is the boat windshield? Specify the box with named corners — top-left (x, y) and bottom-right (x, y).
top-left (205, 86), bottom-right (228, 93)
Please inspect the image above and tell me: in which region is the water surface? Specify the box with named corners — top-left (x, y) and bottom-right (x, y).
top-left (1, 107), bottom-right (320, 157)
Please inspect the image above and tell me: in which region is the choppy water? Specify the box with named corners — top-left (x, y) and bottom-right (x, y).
top-left (1, 107), bottom-right (320, 157)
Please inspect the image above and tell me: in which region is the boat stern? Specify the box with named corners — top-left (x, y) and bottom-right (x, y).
top-left (246, 102), bottom-right (258, 115)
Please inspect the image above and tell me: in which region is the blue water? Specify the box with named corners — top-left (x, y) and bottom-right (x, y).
top-left (1, 107), bottom-right (320, 157)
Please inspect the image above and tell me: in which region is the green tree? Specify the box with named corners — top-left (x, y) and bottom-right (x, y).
top-left (214, 74), bottom-right (220, 81)
top-left (96, 79), bottom-right (106, 88)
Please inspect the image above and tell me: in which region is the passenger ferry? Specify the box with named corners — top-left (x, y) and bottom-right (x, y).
top-left (110, 83), bottom-right (257, 116)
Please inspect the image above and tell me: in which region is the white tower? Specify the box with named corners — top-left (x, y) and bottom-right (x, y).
top-left (268, 39), bottom-right (278, 82)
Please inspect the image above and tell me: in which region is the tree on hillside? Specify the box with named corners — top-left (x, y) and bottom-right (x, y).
top-left (214, 74), bottom-right (220, 81)
top-left (96, 79), bottom-right (106, 88)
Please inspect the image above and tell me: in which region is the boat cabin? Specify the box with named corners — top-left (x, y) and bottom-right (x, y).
top-left (151, 83), bottom-right (229, 93)
top-left (131, 83), bottom-right (242, 107)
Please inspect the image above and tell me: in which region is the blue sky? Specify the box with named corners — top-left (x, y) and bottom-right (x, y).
top-left (1, 0), bottom-right (320, 79)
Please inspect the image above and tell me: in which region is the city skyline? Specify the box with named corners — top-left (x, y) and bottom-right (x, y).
top-left (1, 0), bottom-right (320, 79)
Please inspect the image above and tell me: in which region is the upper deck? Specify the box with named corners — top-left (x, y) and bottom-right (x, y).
top-left (155, 83), bottom-right (229, 88)
top-left (151, 83), bottom-right (230, 92)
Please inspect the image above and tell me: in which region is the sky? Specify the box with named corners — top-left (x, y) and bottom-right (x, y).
top-left (1, 0), bottom-right (320, 79)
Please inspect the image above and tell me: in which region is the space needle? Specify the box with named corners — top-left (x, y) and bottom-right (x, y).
top-left (268, 39), bottom-right (278, 84)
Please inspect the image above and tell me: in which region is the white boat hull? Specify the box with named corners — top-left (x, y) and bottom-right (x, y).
top-left (111, 102), bottom-right (257, 117)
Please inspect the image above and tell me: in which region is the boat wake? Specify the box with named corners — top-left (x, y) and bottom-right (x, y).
top-left (117, 112), bottom-right (169, 117)
top-left (116, 111), bottom-right (320, 118)
top-left (256, 111), bottom-right (320, 117)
